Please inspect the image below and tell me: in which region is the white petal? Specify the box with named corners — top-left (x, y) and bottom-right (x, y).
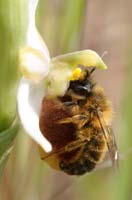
top-left (27, 0), bottom-right (50, 61)
top-left (19, 0), bottom-right (50, 83)
top-left (19, 47), bottom-right (49, 83)
top-left (17, 78), bottom-right (52, 153)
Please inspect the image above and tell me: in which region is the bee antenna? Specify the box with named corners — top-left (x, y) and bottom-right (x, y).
top-left (90, 67), bottom-right (96, 74)
top-left (101, 51), bottom-right (108, 59)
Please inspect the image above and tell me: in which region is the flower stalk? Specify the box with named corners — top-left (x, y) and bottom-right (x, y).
top-left (0, 0), bottom-right (28, 176)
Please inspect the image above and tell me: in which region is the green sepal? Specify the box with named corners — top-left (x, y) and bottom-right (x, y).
top-left (52, 50), bottom-right (107, 70)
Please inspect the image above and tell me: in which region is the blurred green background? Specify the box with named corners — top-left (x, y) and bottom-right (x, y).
top-left (0, 0), bottom-right (132, 199)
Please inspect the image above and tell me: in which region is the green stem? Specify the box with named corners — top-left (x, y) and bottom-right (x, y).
top-left (0, 0), bottom-right (29, 178)
top-left (0, 0), bottom-right (28, 131)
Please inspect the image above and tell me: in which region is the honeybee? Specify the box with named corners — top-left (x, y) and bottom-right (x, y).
top-left (39, 66), bottom-right (119, 175)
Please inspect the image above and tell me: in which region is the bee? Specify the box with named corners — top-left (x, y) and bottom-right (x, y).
top-left (39, 66), bottom-right (119, 175)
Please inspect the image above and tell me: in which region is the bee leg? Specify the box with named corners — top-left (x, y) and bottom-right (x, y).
top-left (76, 129), bottom-right (91, 141)
top-left (58, 114), bottom-right (89, 128)
top-left (63, 138), bottom-right (86, 152)
top-left (74, 115), bottom-right (89, 129)
top-left (57, 117), bottom-right (73, 124)
top-left (67, 90), bottom-right (86, 100)
top-left (63, 101), bottom-right (77, 107)
top-left (55, 100), bottom-right (77, 111)
top-left (62, 101), bottom-right (81, 116)
top-left (63, 140), bottom-right (85, 162)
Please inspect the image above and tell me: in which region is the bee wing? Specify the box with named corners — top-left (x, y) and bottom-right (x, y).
top-left (96, 110), bottom-right (119, 170)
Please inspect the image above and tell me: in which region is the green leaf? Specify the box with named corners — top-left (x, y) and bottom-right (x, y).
top-left (0, 122), bottom-right (19, 177)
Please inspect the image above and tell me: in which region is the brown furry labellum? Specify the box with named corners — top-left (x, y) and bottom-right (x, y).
top-left (39, 68), bottom-right (118, 175)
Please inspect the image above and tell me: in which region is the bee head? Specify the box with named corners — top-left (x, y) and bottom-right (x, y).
top-left (69, 67), bottom-right (96, 97)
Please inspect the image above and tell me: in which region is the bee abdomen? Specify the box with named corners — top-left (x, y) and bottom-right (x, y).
top-left (84, 134), bottom-right (106, 165)
top-left (59, 136), bottom-right (105, 175)
top-left (59, 159), bottom-right (96, 175)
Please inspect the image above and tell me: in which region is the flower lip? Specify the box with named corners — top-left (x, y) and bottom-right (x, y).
top-left (17, 0), bottom-right (52, 153)
top-left (17, 78), bottom-right (52, 153)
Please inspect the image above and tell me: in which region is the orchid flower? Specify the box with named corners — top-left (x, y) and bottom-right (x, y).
top-left (17, 0), bottom-right (108, 154)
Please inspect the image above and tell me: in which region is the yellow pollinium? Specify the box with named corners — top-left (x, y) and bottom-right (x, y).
top-left (70, 67), bottom-right (87, 81)
top-left (70, 67), bottom-right (82, 81)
